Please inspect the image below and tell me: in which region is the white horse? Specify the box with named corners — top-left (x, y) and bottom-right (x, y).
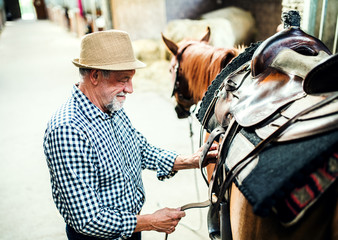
top-left (162, 6), bottom-right (256, 50)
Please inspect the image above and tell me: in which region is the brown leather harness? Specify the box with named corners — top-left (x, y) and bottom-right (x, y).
top-left (165, 12), bottom-right (338, 239)
top-left (171, 43), bottom-right (196, 118)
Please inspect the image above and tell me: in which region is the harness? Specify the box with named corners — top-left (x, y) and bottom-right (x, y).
top-left (172, 43), bottom-right (191, 96)
top-left (166, 12), bottom-right (338, 239)
top-left (171, 43), bottom-right (196, 117)
top-left (197, 20), bottom-right (337, 239)
top-left (199, 89), bottom-right (338, 239)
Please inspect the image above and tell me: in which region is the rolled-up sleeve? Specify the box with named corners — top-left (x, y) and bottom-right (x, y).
top-left (135, 130), bottom-right (178, 180)
top-left (43, 124), bottom-right (136, 239)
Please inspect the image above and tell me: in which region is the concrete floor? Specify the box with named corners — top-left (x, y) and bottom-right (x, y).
top-left (0, 20), bottom-right (210, 240)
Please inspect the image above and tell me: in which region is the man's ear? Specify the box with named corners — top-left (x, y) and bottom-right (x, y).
top-left (89, 69), bottom-right (100, 85)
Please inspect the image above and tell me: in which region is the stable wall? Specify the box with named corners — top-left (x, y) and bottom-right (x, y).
top-left (110, 0), bottom-right (167, 40)
top-left (165, 0), bottom-right (221, 21)
top-left (282, 0), bottom-right (338, 53)
top-left (220, 0), bottom-right (282, 41)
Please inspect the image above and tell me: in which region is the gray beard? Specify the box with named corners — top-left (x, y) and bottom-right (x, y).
top-left (106, 94), bottom-right (125, 112)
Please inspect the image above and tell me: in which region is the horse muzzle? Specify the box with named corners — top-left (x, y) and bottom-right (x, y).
top-left (175, 104), bottom-right (191, 119)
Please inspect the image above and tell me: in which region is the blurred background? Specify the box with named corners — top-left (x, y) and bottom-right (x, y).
top-left (1, 0), bottom-right (337, 51)
top-left (0, 0), bottom-right (337, 240)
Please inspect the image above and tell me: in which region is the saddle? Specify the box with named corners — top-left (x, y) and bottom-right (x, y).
top-left (213, 25), bottom-right (338, 140)
top-left (303, 53), bottom-right (338, 94)
top-left (204, 23), bottom-right (338, 230)
top-left (216, 26), bottom-right (333, 128)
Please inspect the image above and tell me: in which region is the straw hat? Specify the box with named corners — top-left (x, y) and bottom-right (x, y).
top-left (72, 30), bottom-right (146, 70)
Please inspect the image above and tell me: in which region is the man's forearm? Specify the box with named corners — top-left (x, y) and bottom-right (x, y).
top-left (135, 214), bottom-right (154, 232)
top-left (172, 143), bottom-right (218, 171)
top-left (172, 154), bottom-right (199, 171)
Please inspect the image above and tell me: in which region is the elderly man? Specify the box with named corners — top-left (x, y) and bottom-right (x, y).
top-left (43, 30), bottom-right (217, 240)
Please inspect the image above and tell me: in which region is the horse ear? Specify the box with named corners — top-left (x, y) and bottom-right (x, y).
top-left (161, 33), bottom-right (178, 56)
top-left (220, 49), bottom-right (238, 69)
top-left (200, 26), bottom-right (211, 43)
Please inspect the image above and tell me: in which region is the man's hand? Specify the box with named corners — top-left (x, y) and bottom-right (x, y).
top-left (173, 143), bottom-right (218, 170)
top-left (198, 143), bottom-right (218, 168)
top-left (150, 208), bottom-right (185, 234)
top-left (135, 208), bottom-right (185, 234)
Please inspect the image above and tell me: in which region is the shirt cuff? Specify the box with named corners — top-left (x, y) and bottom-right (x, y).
top-left (120, 212), bottom-right (137, 239)
top-left (157, 151), bottom-right (178, 181)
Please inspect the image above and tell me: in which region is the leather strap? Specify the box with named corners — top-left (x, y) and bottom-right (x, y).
top-left (164, 119), bottom-right (219, 240)
top-left (164, 126), bottom-right (224, 240)
top-left (172, 43), bottom-right (193, 97)
top-left (213, 92), bottom-right (338, 209)
top-left (180, 199), bottom-right (211, 211)
top-left (164, 200), bottom-right (210, 240)
top-left (209, 118), bottom-right (240, 202)
top-left (199, 126), bottom-right (226, 185)
top-left (167, 93), bottom-right (338, 240)
top-left (204, 92), bottom-right (338, 240)
top-left (201, 82), bottom-right (225, 128)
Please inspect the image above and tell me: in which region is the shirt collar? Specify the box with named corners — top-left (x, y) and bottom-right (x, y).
top-left (72, 84), bottom-right (112, 121)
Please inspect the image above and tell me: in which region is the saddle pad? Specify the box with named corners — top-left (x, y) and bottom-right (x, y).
top-left (274, 152), bottom-right (338, 225)
top-left (232, 128), bottom-right (338, 221)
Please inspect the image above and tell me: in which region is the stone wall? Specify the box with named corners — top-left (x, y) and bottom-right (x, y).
top-left (282, 0), bottom-right (305, 15)
top-left (110, 0), bottom-right (167, 40)
top-left (111, 0), bottom-right (284, 43)
top-left (220, 0), bottom-right (282, 41)
top-left (110, 0), bottom-right (336, 51)
top-left (281, 0), bottom-right (337, 52)
top-left (165, 0), bottom-right (220, 21)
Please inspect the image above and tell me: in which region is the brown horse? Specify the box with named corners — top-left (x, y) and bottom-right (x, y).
top-left (197, 12), bottom-right (338, 240)
top-left (162, 28), bottom-right (240, 183)
top-left (162, 27), bottom-right (240, 119)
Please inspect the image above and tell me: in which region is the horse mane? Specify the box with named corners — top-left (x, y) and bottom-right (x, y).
top-left (179, 41), bottom-right (240, 102)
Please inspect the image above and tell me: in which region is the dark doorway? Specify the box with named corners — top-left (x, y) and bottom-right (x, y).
top-left (4, 0), bottom-right (21, 20)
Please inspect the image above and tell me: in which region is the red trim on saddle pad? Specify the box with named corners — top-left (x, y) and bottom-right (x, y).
top-left (277, 152), bottom-right (338, 225)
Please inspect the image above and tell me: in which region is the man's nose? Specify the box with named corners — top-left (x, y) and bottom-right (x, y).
top-left (124, 80), bottom-right (133, 94)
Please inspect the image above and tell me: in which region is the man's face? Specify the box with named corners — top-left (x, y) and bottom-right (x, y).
top-left (98, 69), bottom-right (135, 113)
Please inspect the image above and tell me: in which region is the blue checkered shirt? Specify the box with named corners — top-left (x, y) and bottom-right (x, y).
top-left (43, 85), bottom-right (178, 239)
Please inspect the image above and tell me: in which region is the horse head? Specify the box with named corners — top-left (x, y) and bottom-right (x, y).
top-left (162, 27), bottom-right (211, 118)
top-left (162, 27), bottom-right (239, 119)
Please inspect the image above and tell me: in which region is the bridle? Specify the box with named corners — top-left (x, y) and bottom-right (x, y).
top-left (171, 43), bottom-right (196, 116)
top-left (171, 43), bottom-right (191, 96)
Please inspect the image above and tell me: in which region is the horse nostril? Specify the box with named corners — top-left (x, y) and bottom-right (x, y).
top-left (177, 113), bottom-right (189, 119)
top-left (175, 105), bottom-right (190, 119)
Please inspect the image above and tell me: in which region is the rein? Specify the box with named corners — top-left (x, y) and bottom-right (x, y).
top-left (164, 200), bottom-right (211, 240)
top-left (171, 44), bottom-right (194, 102)
top-left (164, 105), bottom-right (206, 240)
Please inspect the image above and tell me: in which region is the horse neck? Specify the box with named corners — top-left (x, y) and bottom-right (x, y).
top-left (182, 45), bottom-right (238, 102)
